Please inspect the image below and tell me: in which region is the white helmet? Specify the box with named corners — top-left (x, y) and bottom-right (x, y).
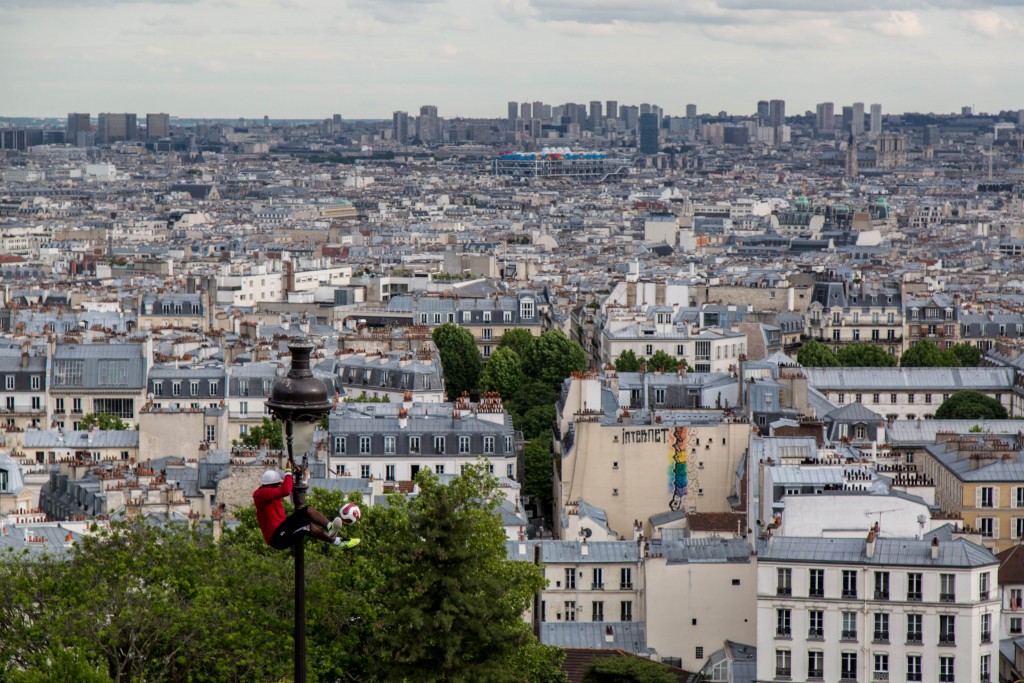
top-left (261, 470), bottom-right (283, 486)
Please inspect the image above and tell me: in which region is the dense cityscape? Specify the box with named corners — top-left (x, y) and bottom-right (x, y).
top-left (3, 95), bottom-right (1024, 683)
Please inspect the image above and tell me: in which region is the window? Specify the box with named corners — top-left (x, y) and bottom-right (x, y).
top-left (676, 344), bottom-right (685, 355)
top-left (172, 381), bottom-right (181, 397)
top-left (807, 651), bottom-right (824, 679)
top-left (53, 360), bottom-right (83, 387)
top-left (209, 380), bottom-right (219, 396)
top-left (620, 601), bottom-right (632, 622)
top-left (506, 463), bottom-right (514, 477)
top-left (384, 436), bottom-right (396, 454)
top-left (939, 614), bottom-right (955, 644)
top-left (55, 398), bottom-right (64, 413)
top-left (1017, 487), bottom-right (1024, 508)
top-left (97, 360), bottom-right (129, 386)
top-left (483, 436), bottom-right (495, 454)
top-left (940, 573), bottom-right (955, 602)
top-left (93, 398), bottom-right (133, 419)
top-left (775, 649), bottom-right (791, 678)
top-left (980, 486), bottom-right (994, 508)
top-left (840, 652), bottom-right (857, 681)
top-left (502, 311), bottom-right (512, 323)
top-left (874, 571), bottom-right (890, 600)
top-left (334, 436), bottom-right (346, 454)
top-left (841, 611), bottom-right (857, 639)
top-left (434, 464), bottom-right (444, 475)
top-left (1011, 616), bottom-right (1022, 635)
top-left (981, 654), bottom-right (991, 682)
top-left (482, 328), bottom-right (492, 340)
top-left (205, 425), bottom-right (215, 442)
top-left (385, 464), bottom-right (396, 481)
top-left (564, 601), bottom-right (576, 622)
top-left (907, 654), bottom-right (922, 682)
top-left (907, 613), bottom-right (922, 643)
top-left (777, 567), bottom-right (792, 596)
top-left (592, 601), bottom-right (603, 621)
top-left (980, 572), bottom-right (990, 600)
top-left (874, 653), bottom-right (889, 677)
top-left (592, 568), bottom-right (604, 589)
top-left (433, 436), bottom-right (445, 453)
top-left (4, 397), bottom-right (12, 410)
top-left (190, 381), bottom-right (199, 397)
top-left (872, 393), bottom-right (880, 404)
top-left (908, 393), bottom-right (915, 404)
top-left (695, 646), bottom-right (704, 660)
top-left (838, 393), bottom-right (845, 404)
top-left (808, 609), bottom-right (824, 639)
top-left (939, 655), bottom-right (954, 682)
top-left (907, 572), bottom-right (923, 601)
top-left (31, 375), bottom-right (40, 390)
top-left (360, 464), bottom-right (371, 478)
top-left (359, 436), bottom-right (372, 454)
top-left (459, 436), bottom-right (471, 454)
top-left (31, 396), bottom-right (40, 410)
top-left (979, 517), bottom-right (995, 538)
top-left (890, 393), bottom-right (897, 403)
top-left (564, 568), bottom-right (576, 590)
top-left (483, 311), bottom-right (491, 323)
top-left (776, 608), bottom-right (791, 637)
top-left (873, 612), bottom-right (889, 642)
top-left (645, 344), bottom-right (653, 356)
top-left (842, 570), bottom-right (857, 598)
top-left (981, 613), bottom-right (991, 642)
top-left (654, 388), bottom-right (665, 404)
top-left (620, 567), bottom-right (632, 590)
top-left (809, 569), bottom-right (824, 597)
top-left (410, 436), bottom-right (420, 453)
top-left (506, 435), bottom-right (514, 452)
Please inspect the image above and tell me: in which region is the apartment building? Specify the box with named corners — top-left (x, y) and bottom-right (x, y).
top-left (757, 534), bottom-right (999, 683)
top-left (0, 349), bottom-right (47, 431)
top-left (49, 342), bottom-right (151, 427)
top-left (805, 280), bottom-right (904, 357)
top-left (904, 294), bottom-right (960, 350)
top-left (138, 293), bottom-right (207, 331)
top-left (329, 349), bottom-right (445, 403)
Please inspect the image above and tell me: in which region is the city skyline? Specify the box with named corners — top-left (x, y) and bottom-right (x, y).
top-left (2, 0), bottom-right (1024, 119)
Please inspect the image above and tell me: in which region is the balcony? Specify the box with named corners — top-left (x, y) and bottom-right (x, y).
top-left (874, 590), bottom-right (889, 601)
top-left (807, 670), bottom-right (824, 681)
top-left (980, 590), bottom-right (989, 600)
top-left (777, 587), bottom-right (792, 596)
top-left (620, 583), bottom-right (633, 590)
top-left (840, 629), bottom-right (857, 641)
top-left (981, 630), bottom-right (992, 643)
top-left (808, 589), bottom-right (824, 598)
top-left (938, 675), bottom-right (954, 683)
top-left (873, 631), bottom-right (890, 643)
top-left (775, 628), bottom-right (791, 638)
top-left (907, 592), bottom-right (922, 602)
top-left (906, 632), bottom-right (923, 645)
top-left (907, 675), bottom-right (922, 682)
top-left (939, 634), bottom-right (955, 646)
top-left (592, 583), bottom-right (604, 590)
top-left (842, 589), bottom-right (858, 599)
top-left (873, 673), bottom-right (890, 682)
top-left (807, 628), bottom-right (824, 640)
top-left (775, 669), bottom-right (791, 679)
top-left (940, 592), bottom-right (955, 603)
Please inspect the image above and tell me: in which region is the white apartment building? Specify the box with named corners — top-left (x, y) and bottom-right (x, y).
top-left (757, 535), bottom-right (999, 683)
top-left (212, 265), bottom-right (285, 305)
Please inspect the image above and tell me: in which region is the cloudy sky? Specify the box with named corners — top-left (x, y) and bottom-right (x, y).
top-left (1, 0), bottom-right (1022, 119)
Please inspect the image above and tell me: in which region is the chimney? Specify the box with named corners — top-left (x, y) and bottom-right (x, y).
top-left (21, 351), bottom-right (29, 368)
top-left (398, 407), bottom-right (408, 430)
top-left (604, 626), bottom-right (614, 643)
top-left (581, 538), bottom-right (589, 556)
top-left (931, 536), bottom-right (940, 560)
top-left (865, 529), bottom-right (876, 559)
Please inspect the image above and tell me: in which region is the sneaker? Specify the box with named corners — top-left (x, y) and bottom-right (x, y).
top-left (327, 517), bottom-right (344, 537)
top-left (333, 537), bottom-right (361, 550)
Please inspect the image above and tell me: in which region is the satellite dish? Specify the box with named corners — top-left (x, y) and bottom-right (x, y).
top-left (581, 528), bottom-right (593, 539)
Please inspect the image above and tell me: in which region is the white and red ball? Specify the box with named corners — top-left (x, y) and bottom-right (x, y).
top-left (339, 503), bottom-right (361, 525)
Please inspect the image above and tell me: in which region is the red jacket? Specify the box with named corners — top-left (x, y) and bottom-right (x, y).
top-left (254, 471), bottom-right (293, 544)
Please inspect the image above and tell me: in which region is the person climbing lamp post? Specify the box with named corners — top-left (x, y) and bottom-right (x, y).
top-left (265, 341), bottom-right (334, 683)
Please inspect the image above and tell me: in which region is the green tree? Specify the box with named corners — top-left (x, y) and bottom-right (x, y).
top-left (835, 343), bottom-right (897, 367)
top-left (934, 390), bottom-right (1008, 420)
top-left (521, 330), bottom-right (587, 391)
top-left (433, 322), bottom-right (483, 399)
top-left (582, 655), bottom-right (678, 683)
top-left (78, 413), bottom-right (130, 431)
top-left (900, 341), bottom-right (957, 368)
top-left (523, 432), bottom-right (555, 506)
top-left (363, 465), bottom-right (556, 682)
top-left (797, 340), bottom-right (839, 367)
top-left (949, 343), bottom-right (982, 367)
top-left (498, 328), bottom-right (537, 358)
top-left (505, 381), bottom-right (560, 432)
top-left (518, 404), bottom-right (556, 440)
top-left (480, 347), bottom-right (525, 399)
top-left (646, 349), bottom-right (683, 373)
top-left (614, 349), bottom-right (642, 372)
top-left (237, 416), bottom-right (285, 450)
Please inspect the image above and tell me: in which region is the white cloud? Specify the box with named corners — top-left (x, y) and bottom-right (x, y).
top-left (439, 43), bottom-right (463, 56)
top-left (963, 9), bottom-right (1017, 37)
top-left (873, 11), bottom-right (928, 37)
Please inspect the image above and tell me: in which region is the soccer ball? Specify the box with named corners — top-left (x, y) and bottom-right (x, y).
top-left (339, 503), bottom-right (361, 525)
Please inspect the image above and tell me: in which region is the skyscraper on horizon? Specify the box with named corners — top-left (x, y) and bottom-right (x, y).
top-left (769, 100), bottom-right (785, 128)
top-left (757, 100), bottom-right (770, 124)
top-left (507, 101), bottom-right (518, 122)
top-left (639, 112), bottom-right (659, 155)
top-left (851, 102), bottom-right (865, 136)
top-left (392, 110), bottom-right (409, 143)
top-left (146, 113), bottom-right (169, 139)
top-left (685, 104), bottom-right (697, 119)
top-left (870, 103), bottom-right (882, 136)
top-left (815, 102), bottom-right (835, 132)
top-left (97, 113), bottom-right (137, 144)
top-left (606, 100), bottom-right (618, 121)
top-left (66, 113), bottom-right (91, 147)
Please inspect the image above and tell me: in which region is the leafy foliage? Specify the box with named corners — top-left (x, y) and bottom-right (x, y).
top-left (498, 328), bottom-right (537, 358)
top-left (78, 413), bottom-right (130, 431)
top-left (521, 330), bottom-right (587, 391)
top-left (900, 341), bottom-right (957, 368)
top-left (646, 350), bottom-right (684, 373)
top-left (835, 343), bottom-right (897, 367)
top-left (432, 323), bottom-right (483, 400)
top-left (523, 432), bottom-right (555, 506)
top-left (934, 390), bottom-right (1008, 420)
top-left (582, 655), bottom-right (678, 683)
top-left (614, 350), bottom-right (642, 372)
top-left (506, 381), bottom-right (560, 440)
top-left (237, 416), bottom-right (285, 450)
top-left (480, 347), bottom-right (524, 399)
top-left (949, 343), bottom-right (982, 367)
top-left (797, 340), bottom-right (839, 367)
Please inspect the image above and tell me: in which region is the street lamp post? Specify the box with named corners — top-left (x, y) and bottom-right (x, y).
top-left (266, 341), bottom-right (334, 683)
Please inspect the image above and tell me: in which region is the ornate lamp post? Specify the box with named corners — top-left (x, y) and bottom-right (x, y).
top-left (266, 341), bottom-right (334, 683)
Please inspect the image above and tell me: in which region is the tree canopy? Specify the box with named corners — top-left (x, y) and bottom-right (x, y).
top-left (497, 328), bottom-right (537, 358)
top-left (900, 341), bottom-right (958, 368)
top-left (835, 343), bottom-right (897, 367)
top-left (949, 343), bottom-right (982, 367)
top-left (1, 465), bottom-right (567, 683)
top-left (582, 655), bottom-right (678, 683)
top-left (797, 340), bottom-right (839, 367)
top-left (432, 323), bottom-right (483, 400)
top-left (237, 416), bottom-right (284, 450)
top-left (480, 347), bottom-right (524, 399)
top-left (934, 390), bottom-right (1008, 420)
top-left (614, 350), bottom-right (642, 372)
top-left (78, 413), bottom-right (130, 431)
top-left (521, 330), bottom-right (587, 391)
top-left (646, 350), bottom-right (683, 373)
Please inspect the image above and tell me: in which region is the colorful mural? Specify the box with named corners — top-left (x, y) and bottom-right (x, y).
top-left (669, 426), bottom-right (689, 511)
